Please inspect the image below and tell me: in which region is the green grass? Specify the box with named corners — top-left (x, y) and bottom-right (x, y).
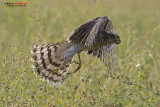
top-left (0, 0), bottom-right (160, 106)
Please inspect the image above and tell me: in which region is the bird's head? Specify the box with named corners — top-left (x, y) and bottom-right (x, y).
top-left (95, 16), bottom-right (121, 46)
top-left (103, 31), bottom-right (121, 45)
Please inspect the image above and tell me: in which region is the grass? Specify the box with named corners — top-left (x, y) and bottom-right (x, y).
top-left (0, 0), bottom-right (160, 106)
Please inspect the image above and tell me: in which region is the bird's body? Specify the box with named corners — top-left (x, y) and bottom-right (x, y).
top-left (31, 16), bottom-right (121, 85)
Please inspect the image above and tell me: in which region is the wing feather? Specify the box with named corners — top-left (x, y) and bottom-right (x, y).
top-left (105, 20), bottom-right (114, 33)
top-left (87, 17), bottom-right (116, 73)
top-left (92, 45), bottom-right (115, 72)
top-left (85, 16), bottom-right (109, 47)
top-left (68, 17), bottom-right (101, 43)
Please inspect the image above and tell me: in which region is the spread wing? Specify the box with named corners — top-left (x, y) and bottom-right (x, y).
top-left (88, 18), bottom-right (116, 73)
top-left (67, 17), bottom-right (101, 44)
top-left (91, 45), bottom-right (115, 73)
top-left (68, 16), bottom-right (116, 73)
top-left (84, 16), bottom-right (109, 48)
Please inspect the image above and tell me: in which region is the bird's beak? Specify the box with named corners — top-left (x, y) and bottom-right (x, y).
top-left (116, 40), bottom-right (121, 44)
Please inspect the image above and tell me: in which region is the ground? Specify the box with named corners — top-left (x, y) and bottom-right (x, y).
top-left (0, 0), bottom-right (160, 106)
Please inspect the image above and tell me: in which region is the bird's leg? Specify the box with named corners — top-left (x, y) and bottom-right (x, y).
top-left (72, 53), bottom-right (82, 73)
top-left (66, 54), bottom-right (81, 77)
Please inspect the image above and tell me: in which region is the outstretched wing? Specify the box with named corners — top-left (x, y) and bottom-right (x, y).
top-left (88, 18), bottom-right (116, 73)
top-left (85, 16), bottom-right (109, 48)
top-left (67, 17), bottom-right (101, 43)
top-left (92, 45), bottom-right (115, 72)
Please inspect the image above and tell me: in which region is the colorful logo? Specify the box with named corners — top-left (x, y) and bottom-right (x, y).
top-left (4, 2), bottom-right (27, 7)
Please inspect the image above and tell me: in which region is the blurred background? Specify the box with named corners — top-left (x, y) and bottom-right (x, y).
top-left (0, 0), bottom-right (160, 106)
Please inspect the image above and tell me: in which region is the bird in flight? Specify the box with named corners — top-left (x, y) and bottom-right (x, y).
top-left (31, 16), bottom-right (121, 85)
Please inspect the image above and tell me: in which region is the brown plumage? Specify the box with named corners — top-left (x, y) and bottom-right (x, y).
top-left (31, 16), bottom-right (121, 85)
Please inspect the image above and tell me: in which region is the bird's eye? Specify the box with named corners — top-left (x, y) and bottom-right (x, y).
top-left (114, 36), bottom-right (119, 39)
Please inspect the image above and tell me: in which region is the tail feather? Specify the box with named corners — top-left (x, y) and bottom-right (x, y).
top-left (31, 44), bottom-right (55, 54)
top-left (31, 41), bottom-right (73, 85)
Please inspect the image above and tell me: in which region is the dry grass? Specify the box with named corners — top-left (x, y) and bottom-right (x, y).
top-left (0, 0), bottom-right (160, 106)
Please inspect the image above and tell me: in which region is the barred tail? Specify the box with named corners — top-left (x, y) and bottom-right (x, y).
top-left (31, 41), bottom-right (73, 86)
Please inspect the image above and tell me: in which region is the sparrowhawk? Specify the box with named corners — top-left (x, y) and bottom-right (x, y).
top-left (31, 16), bottom-right (121, 85)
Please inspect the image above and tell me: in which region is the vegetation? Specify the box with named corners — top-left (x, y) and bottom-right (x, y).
top-left (0, 0), bottom-right (160, 106)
